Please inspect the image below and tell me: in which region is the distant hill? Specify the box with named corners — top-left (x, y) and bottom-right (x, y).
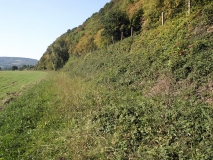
top-left (0, 57), bottom-right (38, 69)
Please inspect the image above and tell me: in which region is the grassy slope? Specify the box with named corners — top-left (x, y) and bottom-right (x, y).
top-left (1, 4), bottom-right (213, 160)
top-left (63, 11), bottom-right (213, 158)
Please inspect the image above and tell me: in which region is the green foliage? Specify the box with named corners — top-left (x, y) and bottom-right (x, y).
top-left (202, 2), bottom-right (213, 25)
top-left (93, 95), bottom-right (213, 159)
top-left (194, 0), bottom-right (213, 5)
top-left (129, 9), bottom-right (143, 33)
top-left (19, 65), bottom-right (35, 70)
top-left (51, 38), bottom-right (69, 70)
top-left (99, 1), bottom-right (114, 16)
top-left (11, 66), bottom-right (18, 71)
top-left (101, 9), bottom-right (130, 41)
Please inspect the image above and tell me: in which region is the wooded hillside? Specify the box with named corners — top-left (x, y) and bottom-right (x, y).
top-left (37, 0), bottom-right (213, 70)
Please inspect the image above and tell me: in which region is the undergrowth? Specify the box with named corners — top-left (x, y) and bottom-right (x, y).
top-left (63, 7), bottom-right (213, 159)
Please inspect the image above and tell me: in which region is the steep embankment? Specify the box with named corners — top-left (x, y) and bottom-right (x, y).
top-left (61, 2), bottom-right (213, 158)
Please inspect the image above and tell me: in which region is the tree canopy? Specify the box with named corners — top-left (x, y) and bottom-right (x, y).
top-left (11, 66), bottom-right (18, 71)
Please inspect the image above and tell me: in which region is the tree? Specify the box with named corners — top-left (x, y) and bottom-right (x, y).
top-left (11, 66), bottom-right (18, 71)
top-left (27, 65), bottom-right (34, 70)
top-left (101, 10), bottom-right (130, 42)
top-left (19, 65), bottom-right (27, 71)
top-left (50, 38), bottom-right (69, 70)
top-left (127, 0), bottom-right (144, 33)
top-left (129, 9), bottom-right (143, 34)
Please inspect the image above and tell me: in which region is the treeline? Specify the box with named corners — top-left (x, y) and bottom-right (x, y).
top-left (0, 65), bottom-right (36, 71)
top-left (37, 0), bottom-right (213, 70)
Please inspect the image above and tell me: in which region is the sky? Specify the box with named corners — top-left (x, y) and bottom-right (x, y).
top-left (0, 0), bottom-right (111, 60)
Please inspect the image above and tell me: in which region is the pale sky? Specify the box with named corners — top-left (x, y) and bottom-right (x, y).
top-left (0, 0), bottom-right (110, 60)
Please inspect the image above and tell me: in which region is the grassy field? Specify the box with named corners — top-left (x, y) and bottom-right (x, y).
top-left (0, 72), bottom-right (101, 159)
top-left (0, 71), bottom-right (48, 106)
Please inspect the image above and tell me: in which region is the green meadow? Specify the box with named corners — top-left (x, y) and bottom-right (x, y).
top-left (0, 71), bottom-right (47, 106)
top-left (0, 72), bottom-right (101, 159)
